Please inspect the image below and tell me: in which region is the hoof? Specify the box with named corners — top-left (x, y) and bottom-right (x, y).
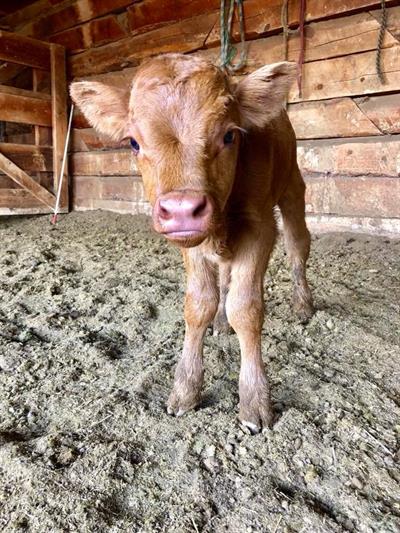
top-left (293, 296), bottom-right (314, 324)
top-left (239, 380), bottom-right (273, 434)
top-left (167, 386), bottom-right (201, 417)
top-left (240, 420), bottom-right (262, 435)
top-left (212, 314), bottom-right (232, 336)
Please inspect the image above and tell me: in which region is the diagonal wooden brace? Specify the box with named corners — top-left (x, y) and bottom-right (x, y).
top-left (0, 152), bottom-right (56, 209)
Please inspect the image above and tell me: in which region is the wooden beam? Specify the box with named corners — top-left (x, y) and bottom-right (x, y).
top-left (0, 188), bottom-right (45, 208)
top-left (0, 30), bottom-right (51, 70)
top-left (305, 175), bottom-right (400, 218)
top-left (0, 89), bottom-right (52, 127)
top-left (0, 0), bottom-right (74, 31)
top-left (288, 98), bottom-right (382, 139)
top-left (0, 143), bottom-right (53, 172)
top-left (288, 46), bottom-right (400, 102)
top-left (50, 13), bottom-right (129, 54)
top-left (204, 0), bottom-right (400, 47)
top-left (70, 12), bottom-right (218, 77)
top-left (0, 84), bottom-right (51, 101)
top-left (228, 10), bottom-right (399, 71)
top-left (354, 94), bottom-right (400, 134)
top-left (71, 150), bottom-right (139, 176)
top-left (0, 152), bottom-right (55, 208)
top-left (73, 175), bottom-right (144, 202)
top-left (51, 43), bottom-right (69, 210)
top-left (297, 137), bottom-right (400, 176)
top-left (71, 128), bottom-right (123, 151)
top-left (127, 0), bottom-right (219, 36)
top-left (18, 0), bottom-right (135, 39)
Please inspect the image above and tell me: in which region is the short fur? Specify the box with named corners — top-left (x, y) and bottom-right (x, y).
top-left (70, 53), bottom-right (314, 432)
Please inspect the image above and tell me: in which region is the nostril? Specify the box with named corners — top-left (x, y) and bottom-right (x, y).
top-left (192, 197), bottom-right (208, 218)
top-left (158, 202), bottom-right (172, 220)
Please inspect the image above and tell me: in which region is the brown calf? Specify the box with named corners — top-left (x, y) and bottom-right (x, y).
top-left (71, 53), bottom-right (314, 433)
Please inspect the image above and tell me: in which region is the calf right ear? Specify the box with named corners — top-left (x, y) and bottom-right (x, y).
top-left (70, 81), bottom-right (130, 140)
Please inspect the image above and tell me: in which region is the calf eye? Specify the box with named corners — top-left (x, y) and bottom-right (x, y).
top-left (223, 130), bottom-right (235, 145)
top-left (130, 138), bottom-right (140, 153)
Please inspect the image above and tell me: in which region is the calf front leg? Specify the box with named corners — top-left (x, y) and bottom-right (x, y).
top-left (167, 250), bottom-right (218, 416)
top-left (226, 227), bottom-right (276, 432)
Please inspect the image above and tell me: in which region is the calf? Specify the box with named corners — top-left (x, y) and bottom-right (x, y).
top-left (71, 53), bottom-right (314, 432)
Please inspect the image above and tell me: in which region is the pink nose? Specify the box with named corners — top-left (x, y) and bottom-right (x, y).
top-left (154, 191), bottom-right (213, 238)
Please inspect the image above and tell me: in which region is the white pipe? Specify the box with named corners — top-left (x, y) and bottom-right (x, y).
top-left (51, 103), bottom-right (74, 224)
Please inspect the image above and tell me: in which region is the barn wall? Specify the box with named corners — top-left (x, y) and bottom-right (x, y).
top-left (1, 0), bottom-right (399, 234)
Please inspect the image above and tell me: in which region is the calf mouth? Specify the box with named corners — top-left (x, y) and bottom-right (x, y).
top-left (161, 229), bottom-right (208, 248)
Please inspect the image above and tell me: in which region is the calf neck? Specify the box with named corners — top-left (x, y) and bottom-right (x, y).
top-left (71, 54), bottom-right (314, 432)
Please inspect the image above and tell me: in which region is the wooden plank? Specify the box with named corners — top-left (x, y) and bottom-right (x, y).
top-left (306, 214), bottom-right (400, 237)
top-left (288, 46), bottom-right (400, 102)
top-left (127, 0), bottom-right (220, 35)
top-left (354, 94), bottom-right (400, 134)
top-left (0, 91), bottom-right (52, 127)
top-left (0, 176), bottom-right (20, 189)
top-left (0, 143), bottom-right (53, 172)
top-left (0, 0), bottom-right (72, 31)
top-left (51, 43), bottom-right (68, 209)
top-left (230, 10), bottom-right (399, 72)
top-left (370, 5), bottom-right (400, 41)
top-left (297, 137), bottom-right (400, 177)
top-left (19, 0), bottom-right (137, 38)
top-left (32, 69), bottom-right (52, 150)
top-left (71, 128), bottom-right (124, 151)
top-left (304, 175), bottom-right (400, 218)
top-left (0, 30), bottom-right (51, 70)
top-left (73, 197), bottom-right (150, 215)
top-left (204, 0), bottom-right (400, 47)
top-left (73, 175), bottom-right (144, 201)
top-left (70, 12), bottom-right (218, 77)
top-left (71, 150), bottom-right (139, 176)
top-left (0, 84), bottom-right (51, 101)
top-left (0, 189), bottom-right (44, 208)
top-left (288, 98), bottom-right (382, 139)
top-left (0, 152), bottom-right (55, 208)
top-left (50, 13), bottom-right (129, 53)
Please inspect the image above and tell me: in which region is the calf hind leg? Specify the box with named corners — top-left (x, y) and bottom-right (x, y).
top-left (213, 262), bottom-right (232, 335)
top-left (279, 170), bottom-right (314, 322)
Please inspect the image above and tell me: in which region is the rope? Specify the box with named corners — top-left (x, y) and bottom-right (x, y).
top-left (281, 0), bottom-right (289, 61)
top-left (220, 0), bottom-right (247, 72)
top-left (297, 0), bottom-right (306, 98)
top-left (376, 0), bottom-right (387, 84)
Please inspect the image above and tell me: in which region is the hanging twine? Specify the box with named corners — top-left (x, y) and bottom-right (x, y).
top-left (220, 0), bottom-right (247, 72)
top-left (281, 0), bottom-right (289, 61)
top-left (376, 0), bottom-right (387, 84)
top-left (297, 0), bottom-right (306, 98)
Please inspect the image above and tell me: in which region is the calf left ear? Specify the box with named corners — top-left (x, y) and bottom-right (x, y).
top-left (235, 62), bottom-right (296, 129)
top-left (70, 81), bottom-right (130, 140)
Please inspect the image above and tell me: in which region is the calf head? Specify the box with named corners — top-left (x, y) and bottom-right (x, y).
top-left (71, 54), bottom-right (295, 247)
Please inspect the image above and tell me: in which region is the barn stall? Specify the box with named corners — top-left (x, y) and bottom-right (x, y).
top-left (0, 1), bottom-right (399, 532)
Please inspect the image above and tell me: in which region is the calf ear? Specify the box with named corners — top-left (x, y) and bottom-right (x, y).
top-left (70, 81), bottom-right (130, 140)
top-left (235, 62), bottom-right (296, 129)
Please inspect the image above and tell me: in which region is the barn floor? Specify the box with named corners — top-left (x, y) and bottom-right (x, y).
top-left (0, 211), bottom-right (399, 533)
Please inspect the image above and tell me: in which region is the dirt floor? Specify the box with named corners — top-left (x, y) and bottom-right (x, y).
top-left (0, 211), bottom-right (399, 533)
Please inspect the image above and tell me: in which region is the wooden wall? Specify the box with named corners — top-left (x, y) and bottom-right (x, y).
top-left (1, 0), bottom-right (399, 234)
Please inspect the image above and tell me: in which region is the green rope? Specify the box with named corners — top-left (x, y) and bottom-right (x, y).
top-left (220, 0), bottom-right (247, 71)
